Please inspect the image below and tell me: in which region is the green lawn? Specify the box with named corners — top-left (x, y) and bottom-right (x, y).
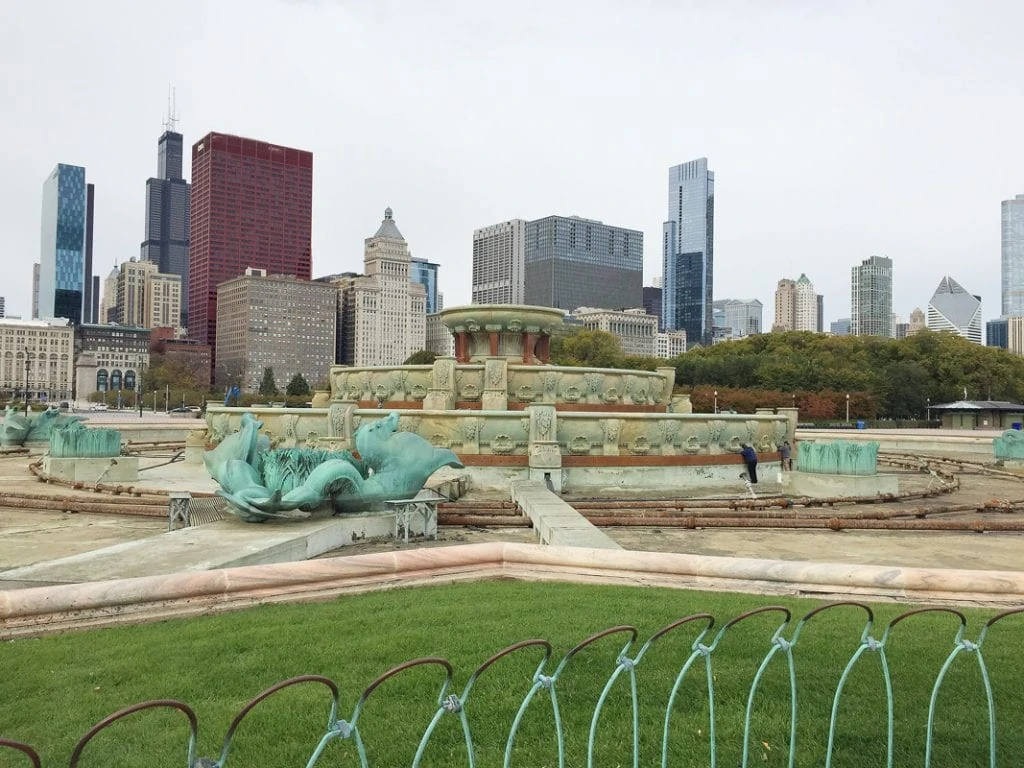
top-left (1, 581), bottom-right (1021, 767)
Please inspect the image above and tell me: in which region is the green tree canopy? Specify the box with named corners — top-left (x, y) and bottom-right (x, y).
top-left (404, 350), bottom-right (438, 365)
top-left (286, 372), bottom-right (310, 396)
top-left (258, 367), bottom-right (279, 397)
top-left (672, 330), bottom-right (1024, 419)
top-left (550, 329), bottom-right (625, 369)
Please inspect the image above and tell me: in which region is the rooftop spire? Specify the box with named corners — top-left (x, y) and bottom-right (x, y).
top-left (163, 85), bottom-right (179, 133)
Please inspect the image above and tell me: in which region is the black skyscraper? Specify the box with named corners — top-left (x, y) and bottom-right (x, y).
top-left (140, 127), bottom-right (190, 327)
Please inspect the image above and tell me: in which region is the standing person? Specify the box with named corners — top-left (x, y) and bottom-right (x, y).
top-left (740, 443), bottom-right (759, 484)
top-left (780, 440), bottom-right (792, 471)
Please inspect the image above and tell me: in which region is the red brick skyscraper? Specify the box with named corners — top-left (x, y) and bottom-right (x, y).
top-left (188, 132), bottom-right (313, 362)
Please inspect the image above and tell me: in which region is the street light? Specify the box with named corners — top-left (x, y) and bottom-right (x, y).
top-left (713, 390), bottom-right (718, 414)
top-left (926, 397), bottom-right (931, 423)
top-left (846, 393), bottom-right (850, 423)
top-left (22, 347), bottom-right (30, 416)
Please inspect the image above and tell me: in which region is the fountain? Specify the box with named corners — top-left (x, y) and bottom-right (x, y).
top-left (201, 305), bottom-right (794, 496)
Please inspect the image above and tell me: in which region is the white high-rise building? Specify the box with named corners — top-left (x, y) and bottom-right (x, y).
top-left (927, 276), bottom-right (982, 344)
top-left (472, 219), bottom-right (526, 304)
top-left (338, 208), bottom-right (426, 366)
top-left (793, 274), bottom-right (818, 331)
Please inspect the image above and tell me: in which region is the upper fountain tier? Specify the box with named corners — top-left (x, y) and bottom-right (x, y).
top-left (439, 305), bottom-right (566, 364)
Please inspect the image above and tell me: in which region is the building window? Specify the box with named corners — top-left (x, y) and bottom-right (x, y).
top-left (97, 369), bottom-right (109, 392)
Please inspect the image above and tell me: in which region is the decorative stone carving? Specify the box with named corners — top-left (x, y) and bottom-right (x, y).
top-left (486, 359), bottom-right (505, 387)
top-left (629, 436), bottom-right (651, 455)
top-left (460, 417), bottom-right (482, 452)
top-left (517, 385), bottom-right (537, 402)
top-left (569, 435), bottom-right (592, 455)
top-left (658, 420), bottom-right (680, 456)
top-left (460, 383), bottom-right (481, 401)
top-left (410, 383), bottom-right (428, 401)
top-left (602, 387), bottom-right (620, 404)
top-left (490, 434), bottom-right (514, 454)
top-left (430, 433), bottom-right (451, 448)
top-left (563, 385), bottom-right (582, 403)
top-left (583, 373), bottom-right (604, 403)
top-left (390, 370), bottom-right (409, 400)
top-left (208, 414), bottom-right (232, 445)
top-left (773, 419), bottom-right (788, 449)
top-left (305, 431), bottom-right (320, 449)
top-left (539, 371), bottom-right (560, 403)
top-left (397, 415), bottom-right (421, 433)
top-left (601, 418), bottom-right (621, 455)
top-left (327, 404), bottom-right (346, 438)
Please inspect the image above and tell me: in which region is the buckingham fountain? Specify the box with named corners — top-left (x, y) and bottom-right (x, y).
top-left (201, 305), bottom-right (794, 512)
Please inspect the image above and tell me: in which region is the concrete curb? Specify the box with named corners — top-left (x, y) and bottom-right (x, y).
top-left (3, 543), bottom-right (1023, 638)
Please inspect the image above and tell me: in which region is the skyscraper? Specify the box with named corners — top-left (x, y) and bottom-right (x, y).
top-left (926, 276), bottom-right (982, 344)
top-left (524, 215), bottom-right (642, 311)
top-left (140, 118), bottom-right (190, 327)
top-left (1002, 194), bottom-right (1024, 316)
top-left (188, 132), bottom-right (313, 360)
top-left (335, 209), bottom-right (426, 366)
top-left (662, 158), bottom-right (714, 346)
top-left (410, 257), bottom-right (441, 313)
top-left (39, 164), bottom-right (93, 325)
top-left (472, 219), bottom-right (527, 305)
top-left (850, 255), bottom-right (894, 337)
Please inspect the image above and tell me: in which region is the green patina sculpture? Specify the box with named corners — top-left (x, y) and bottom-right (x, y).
top-left (204, 411), bottom-right (464, 522)
top-left (796, 440), bottom-right (879, 476)
top-left (1, 406), bottom-right (86, 447)
top-left (49, 422), bottom-right (122, 458)
top-left (993, 429), bottom-right (1024, 461)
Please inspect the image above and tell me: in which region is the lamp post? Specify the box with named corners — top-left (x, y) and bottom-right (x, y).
top-left (713, 390), bottom-right (718, 414)
top-left (153, 389), bottom-right (157, 413)
top-left (846, 393), bottom-right (850, 423)
top-left (22, 347), bottom-right (30, 416)
top-left (926, 397), bottom-right (931, 423)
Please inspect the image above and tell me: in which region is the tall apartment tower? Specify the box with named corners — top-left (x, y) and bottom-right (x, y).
top-left (472, 219), bottom-right (526, 304)
top-left (140, 117), bottom-right (190, 328)
top-left (524, 215), bottom-right (642, 311)
top-left (927, 276), bottom-right (982, 344)
top-left (773, 279), bottom-right (796, 331)
top-left (662, 158), bottom-right (714, 346)
top-left (851, 255), bottom-right (894, 337)
top-left (1002, 194), bottom-right (1024, 316)
top-left (188, 132), bottom-right (312, 358)
top-left (338, 209), bottom-right (426, 366)
top-left (39, 164), bottom-right (94, 324)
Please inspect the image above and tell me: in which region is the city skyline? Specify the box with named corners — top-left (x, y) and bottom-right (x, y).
top-left (3, 1), bottom-right (1023, 331)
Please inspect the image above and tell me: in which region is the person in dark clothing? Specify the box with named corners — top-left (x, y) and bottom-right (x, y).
top-left (740, 444), bottom-right (758, 484)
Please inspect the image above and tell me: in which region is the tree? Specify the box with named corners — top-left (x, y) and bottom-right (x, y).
top-left (286, 372), bottom-right (311, 396)
top-left (404, 350), bottom-right (437, 365)
top-left (258, 367), bottom-right (279, 397)
top-left (550, 329), bottom-right (624, 368)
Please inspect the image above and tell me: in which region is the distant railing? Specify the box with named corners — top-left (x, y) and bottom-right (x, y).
top-left (3, 603), bottom-right (1021, 767)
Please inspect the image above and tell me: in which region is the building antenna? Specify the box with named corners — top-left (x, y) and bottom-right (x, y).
top-left (163, 85), bottom-right (179, 133)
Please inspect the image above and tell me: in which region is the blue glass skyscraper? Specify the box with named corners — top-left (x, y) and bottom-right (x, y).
top-left (410, 257), bottom-right (441, 313)
top-left (39, 164), bottom-right (92, 324)
top-left (662, 158), bottom-right (714, 346)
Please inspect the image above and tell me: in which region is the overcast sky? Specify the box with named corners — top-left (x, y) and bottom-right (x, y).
top-left (3, 0), bottom-right (1023, 328)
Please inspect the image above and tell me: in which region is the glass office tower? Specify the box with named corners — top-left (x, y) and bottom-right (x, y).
top-left (39, 164), bottom-right (90, 324)
top-left (662, 158), bottom-right (714, 347)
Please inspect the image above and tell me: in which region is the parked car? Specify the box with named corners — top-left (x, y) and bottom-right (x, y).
top-left (168, 406), bottom-right (191, 413)
top-left (90, 403), bottom-right (108, 411)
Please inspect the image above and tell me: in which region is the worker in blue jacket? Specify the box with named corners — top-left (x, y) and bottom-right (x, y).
top-left (740, 444), bottom-right (758, 484)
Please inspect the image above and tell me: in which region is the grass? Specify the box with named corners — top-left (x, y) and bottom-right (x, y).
top-left (1, 581), bottom-right (1022, 767)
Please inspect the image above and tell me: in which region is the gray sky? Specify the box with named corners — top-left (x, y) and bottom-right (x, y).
top-left (3, 0), bottom-right (1022, 328)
